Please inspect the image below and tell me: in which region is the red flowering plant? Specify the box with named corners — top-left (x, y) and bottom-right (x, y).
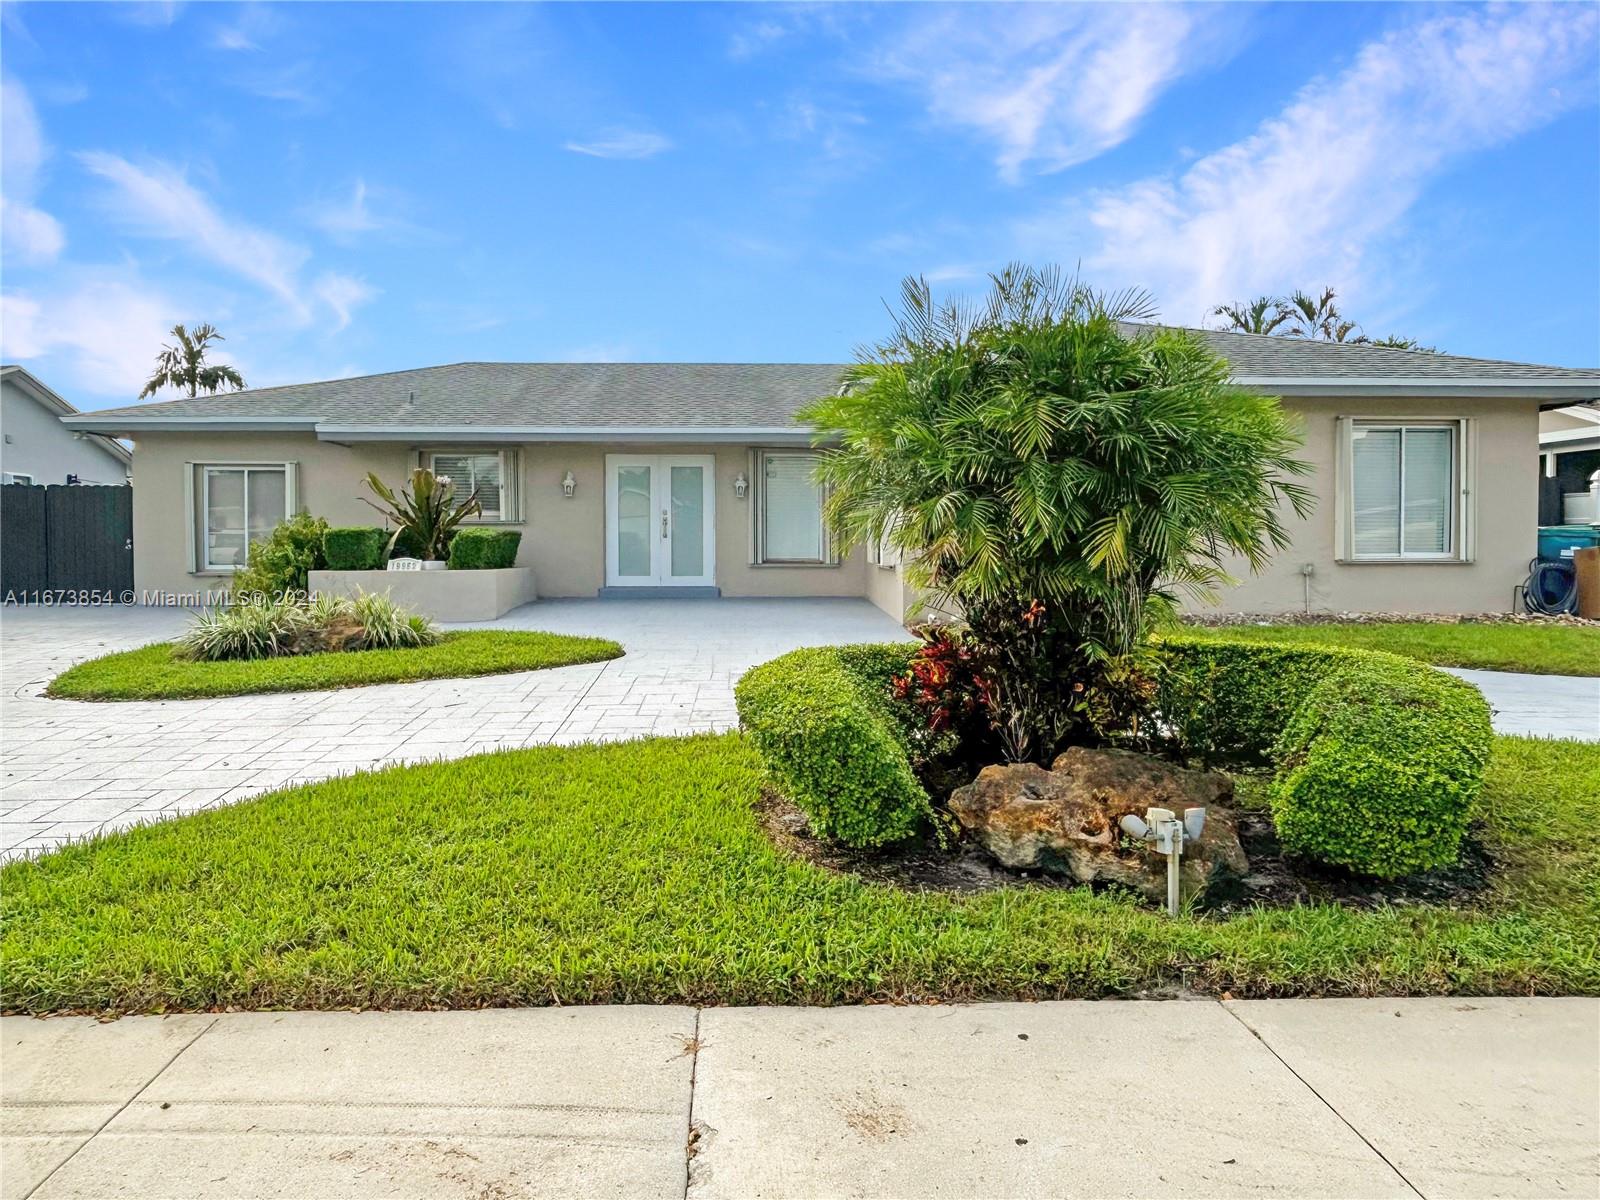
top-left (894, 625), bottom-right (992, 739)
top-left (896, 603), bottom-right (1161, 770)
top-left (891, 623), bottom-right (1000, 777)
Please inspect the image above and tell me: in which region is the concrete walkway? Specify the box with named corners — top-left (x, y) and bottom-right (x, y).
top-left (1443, 667), bottom-right (1600, 742)
top-left (0, 599), bottom-right (905, 859)
top-left (3, 998), bottom-right (1594, 1199)
top-left (3, 603), bottom-right (1595, 859)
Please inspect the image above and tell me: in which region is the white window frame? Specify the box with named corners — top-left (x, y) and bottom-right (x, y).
top-left (3, 472), bottom-right (34, 485)
top-left (192, 462), bottom-right (296, 573)
top-left (1339, 418), bottom-right (1472, 564)
top-left (753, 449), bottom-right (836, 567)
top-left (869, 514), bottom-right (902, 570)
top-left (420, 449), bottom-right (519, 523)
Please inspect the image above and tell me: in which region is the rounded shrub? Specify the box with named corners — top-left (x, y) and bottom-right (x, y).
top-left (448, 527), bottom-right (522, 570)
top-left (323, 526), bottom-right (389, 571)
top-left (1270, 660), bottom-right (1493, 878)
top-left (735, 643), bottom-right (929, 848)
top-left (1155, 636), bottom-right (1493, 878)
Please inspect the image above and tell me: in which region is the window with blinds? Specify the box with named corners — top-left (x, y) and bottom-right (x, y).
top-left (757, 451), bottom-right (829, 564)
top-left (425, 451), bottom-right (511, 521)
top-left (1350, 423), bottom-right (1458, 559)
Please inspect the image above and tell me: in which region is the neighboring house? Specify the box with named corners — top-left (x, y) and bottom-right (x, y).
top-left (64, 333), bottom-right (1600, 618)
top-left (1538, 403), bottom-right (1600, 526)
top-left (1, 365), bottom-right (132, 486)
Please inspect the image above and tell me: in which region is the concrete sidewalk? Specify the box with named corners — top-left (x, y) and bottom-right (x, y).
top-left (3, 999), bottom-right (1594, 1200)
top-left (1442, 667), bottom-right (1600, 742)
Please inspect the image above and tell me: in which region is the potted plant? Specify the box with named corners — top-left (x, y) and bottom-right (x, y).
top-left (361, 467), bottom-right (482, 569)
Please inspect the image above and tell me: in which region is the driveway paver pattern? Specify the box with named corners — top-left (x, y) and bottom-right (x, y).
top-left (0, 598), bottom-right (905, 859)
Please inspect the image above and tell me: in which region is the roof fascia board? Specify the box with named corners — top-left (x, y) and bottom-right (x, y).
top-left (1541, 426), bottom-right (1600, 446)
top-left (3, 368), bottom-right (78, 418)
top-left (1236, 377), bottom-right (1600, 399)
top-left (313, 424), bottom-right (816, 444)
top-left (60, 416), bottom-right (318, 433)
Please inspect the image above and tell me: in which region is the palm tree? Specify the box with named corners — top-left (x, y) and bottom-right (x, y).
top-left (1357, 334), bottom-right (1439, 353)
top-left (1208, 296), bottom-right (1288, 335)
top-left (802, 265), bottom-right (1313, 762)
top-left (1279, 287), bottom-right (1361, 342)
top-left (139, 324), bottom-right (246, 399)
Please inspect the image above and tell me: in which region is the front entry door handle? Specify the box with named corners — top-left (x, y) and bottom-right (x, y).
top-left (661, 509), bottom-right (669, 539)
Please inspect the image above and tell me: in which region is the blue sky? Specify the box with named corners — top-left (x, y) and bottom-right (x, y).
top-left (2, 1), bottom-right (1597, 411)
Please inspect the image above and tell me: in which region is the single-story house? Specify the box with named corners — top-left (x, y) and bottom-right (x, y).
top-left (2, 365), bottom-right (132, 486)
top-left (1539, 403), bottom-right (1600, 525)
top-left (63, 331), bottom-right (1600, 620)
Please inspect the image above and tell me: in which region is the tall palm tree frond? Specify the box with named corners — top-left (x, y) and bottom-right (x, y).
top-left (139, 323), bottom-right (247, 399)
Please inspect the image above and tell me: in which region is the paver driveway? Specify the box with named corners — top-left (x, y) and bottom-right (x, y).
top-left (0, 598), bottom-right (905, 859)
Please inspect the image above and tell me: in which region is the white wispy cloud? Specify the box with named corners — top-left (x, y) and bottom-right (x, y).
top-left (313, 272), bottom-right (378, 331)
top-left (76, 152), bottom-right (380, 331)
top-left (306, 178), bottom-right (421, 242)
top-left (79, 150), bottom-right (311, 316)
top-left (1, 77), bottom-right (66, 264)
top-left (214, 26), bottom-right (258, 51)
top-left (1, 274), bottom-right (184, 397)
top-left (213, 4), bottom-right (287, 52)
top-left (115, 2), bottom-right (181, 28)
top-left (1019, 4), bottom-right (1600, 324)
top-left (923, 264), bottom-right (983, 284)
top-left (874, 4), bottom-right (1230, 181)
top-left (563, 129), bottom-right (673, 159)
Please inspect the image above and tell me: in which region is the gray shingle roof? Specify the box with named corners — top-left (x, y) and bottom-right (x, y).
top-left (1168, 327), bottom-right (1600, 382)
top-left (62, 334), bottom-right (1600, 434)
top-left (67, 363), bottom-right (851, 429)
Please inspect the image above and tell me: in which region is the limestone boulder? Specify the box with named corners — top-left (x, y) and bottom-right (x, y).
top-left (947, 747), bottom-right (1248, 903)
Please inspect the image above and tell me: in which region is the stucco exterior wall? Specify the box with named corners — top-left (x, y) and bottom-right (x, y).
top-left (128, 434), bottom-right (867, 599)
top-left (1, 379), bottom-right (129, 485)
top-left (127, 394), bottom-right (1540, 615)
top-left (129, 433), bottom-right (412, 596)
top-left (1204, 396), bottom-right (1538, 615)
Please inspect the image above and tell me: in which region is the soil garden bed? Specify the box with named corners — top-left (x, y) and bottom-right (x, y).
top-left (756, 784), bottom-right (1495, 914)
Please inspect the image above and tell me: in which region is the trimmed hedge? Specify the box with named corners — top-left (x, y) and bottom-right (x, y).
top-left (735, 643), bottom-right (930, 848)
top-left (322, 526), bottom-right (389, 571)
top-left (448, 528), bottom-right (522, 570)
top-left (738, 634), bottom-right (1492, 878)
top-left (1156, 636), bottom-right (1493, 878)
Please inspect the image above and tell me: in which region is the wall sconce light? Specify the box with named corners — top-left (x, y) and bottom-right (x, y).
top-left (561, 470), bottom-right (577, 498)
top-left (733, 472), bottom-right (748, 500)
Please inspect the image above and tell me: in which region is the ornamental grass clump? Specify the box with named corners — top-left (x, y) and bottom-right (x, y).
top-left (178, 591), bottom-right (438, 662)
top-left (802, 265), bottom-right (1313, 765)
top-left (179, 595), bottom-right (309, 661)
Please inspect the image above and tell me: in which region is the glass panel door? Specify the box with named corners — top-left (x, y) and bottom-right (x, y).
top-left (669, 464), bottom-right (705, 579)
top-left (606, 455), bottom-right (715, 586)
top-left (616, 463), bottom-right (654, 579)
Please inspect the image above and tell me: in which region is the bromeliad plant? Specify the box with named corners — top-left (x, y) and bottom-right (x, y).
top-left (361, 467), bottom-right (482, 562)
top-left (802, 264), bottom-right (1314, 764)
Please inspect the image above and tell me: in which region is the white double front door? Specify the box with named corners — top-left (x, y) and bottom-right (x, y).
top-left (604, 454), bottom-right (716, 587)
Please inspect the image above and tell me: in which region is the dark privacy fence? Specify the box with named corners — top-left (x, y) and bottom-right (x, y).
top-left (1, 483), bottom-right (134, 600)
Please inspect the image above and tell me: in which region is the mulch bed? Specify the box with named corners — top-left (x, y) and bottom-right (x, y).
top-left (1204, 810), bottom-right (1493, 915)
top-left (756, 788), bottom-right (1493, 914)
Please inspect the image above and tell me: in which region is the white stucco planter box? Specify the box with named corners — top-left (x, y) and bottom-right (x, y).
top-left (309, 567), bottom-right (538, 622)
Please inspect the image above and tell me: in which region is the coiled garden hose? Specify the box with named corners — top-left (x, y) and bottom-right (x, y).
top-left (1523, 557), bottom-right (1579, 615)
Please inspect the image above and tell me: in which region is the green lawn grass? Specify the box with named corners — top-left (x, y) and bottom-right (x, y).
top-left (45, 630), bottom-right (623, 701)
top-left (2, 733), bottom-right (1594, 1013)
top-left (1179, 621), bottom-right (1600, 676)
